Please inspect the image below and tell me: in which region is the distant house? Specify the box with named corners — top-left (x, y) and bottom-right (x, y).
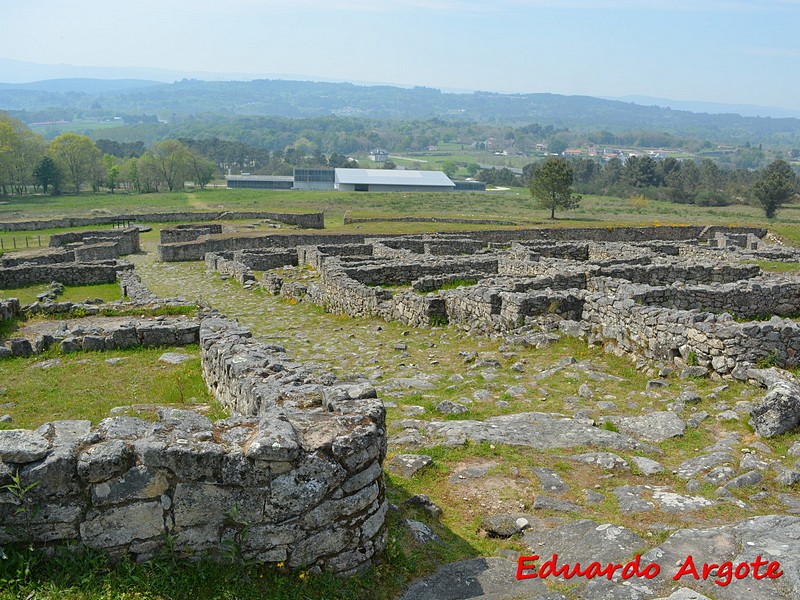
top-left (369, 149), bottom-right (389, 163)
top-left (563, 149), bottom-right (583, 157)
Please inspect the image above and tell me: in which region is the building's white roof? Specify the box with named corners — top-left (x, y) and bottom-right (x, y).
top-left (335, 168), bottom-right (455, 187)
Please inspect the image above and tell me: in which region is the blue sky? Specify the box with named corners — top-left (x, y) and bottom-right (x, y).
top-left (1, 0), bottom-right (799, 110)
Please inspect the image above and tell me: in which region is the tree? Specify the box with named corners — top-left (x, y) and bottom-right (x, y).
top-left (0, 114), bottom-right (46, 195)
top-left (32, 156), bottom-right (63, 195)
top-left (49, 133), bottom-right (101, 193)
top-left (147, 140), bottom-right (190, 192)
top-left (103, 154), bottom-right (120, 193)
top-left (530, 157), bottom-right (581, 219)
top-left (441, 160), bottom-right (458, 179)
top-left (187, 150), bottom-right (216, 189)
top-left (749, 159), bottom-right (799, 218)
top-left (624, 155), bottom-right (660, 188)
top-left (381, 161), bottom-right (397, 170)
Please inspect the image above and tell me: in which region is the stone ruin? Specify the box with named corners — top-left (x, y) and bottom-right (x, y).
top-left (217, 229), bottom-right (799, 379)
top-left (200, 225), bottom-right (800, 439)
top-left (6, 223), bottom-right (800, 580)
top-left (0, 315), bottom-right (387, 575)
top-left (0, 227), bottom-right (140, 290)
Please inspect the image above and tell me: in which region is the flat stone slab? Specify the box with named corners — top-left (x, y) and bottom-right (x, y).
top-left (0, 429), bottom-right (50, 462)
top-left (523, 519), bottom-right (646, 567)
top-left (533, 495), bottom-right (582, 513)
top-left (394, 412), bottom-right (656, 452)
top-left (531, 467), bottom-right (569, 494)
top-left (677, 452), bottom-right (734, 480)
top-left (569, 452), bottom-right (629, 470)
top-left (612, 411), bottom-right (686, 443)
top-left (651, 490), bottom-right (714, 513)
top-left (387, 454), bottom-right (433, 478)
top-left (632, 456), bottom-right (665, 475)
top-left (398, 557), bottom-right (547, 600)
top-left (448, 462), bottom-right (497, 484)
top-left (158, 352), bottom-right (195, 364)
top-left (638, 515), bottom-right (800, 599)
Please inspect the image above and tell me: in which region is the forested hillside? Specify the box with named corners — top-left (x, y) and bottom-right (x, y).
top-left (3, 79), bottom-right (800, 147)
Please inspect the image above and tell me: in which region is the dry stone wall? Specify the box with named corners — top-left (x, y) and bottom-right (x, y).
top-left (0, 316), bottom-right (388, 575)
top-left (50, 227), bottom-right (140, 256)
top-left (0, 262), bottom-right (127, 289)
top-left (227, 226), bottom-right (800, 376)
top-left (0, 211), bottom-right (324, 232)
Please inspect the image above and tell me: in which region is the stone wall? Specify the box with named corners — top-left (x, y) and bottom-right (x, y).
top-left (0, 298), bottom-right (20, 321)
top-left (0, 316), bottom-right (388, 575)
top-left (50, 228), bottom-right (140, 256)
top-left (583, 292), bottom-right (800, 376)
top-left (1, 316), bottom-right (201, 357)
top-left (159, 234), bottom-right (369, 262)
top-left (159, 226), bottom-right (765, 263)
top-left (0, 262), bottom-right (127, 290)
top-left (160, 224), bottom-right (223, 244)
top-left (205, 253), bottom-right (256, 286)
top-left (1, 249), bottom-right (75, 267)
top-left (73, 243), bottom-right (121, 263)
top-left (0, 211), bottom-right (324, 232)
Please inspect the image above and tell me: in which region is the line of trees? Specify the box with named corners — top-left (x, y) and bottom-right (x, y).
top-left (0, 113), bottom-right (218, 195)
top-left (528, 156), bottom-right (799, 219)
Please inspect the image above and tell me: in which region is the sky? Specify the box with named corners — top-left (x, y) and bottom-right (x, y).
top-left (1, 0), bottom-right (800, 111)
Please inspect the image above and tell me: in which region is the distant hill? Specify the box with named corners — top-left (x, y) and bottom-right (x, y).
top-left (0, 78), bottom-right (164, 93)
top-left (605, 95), bottom-right (800, 120)
top-left (2, 77), bottom-right (800, 146)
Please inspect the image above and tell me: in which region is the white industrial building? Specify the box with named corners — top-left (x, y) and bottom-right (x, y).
top-left (334, 169), bottom-right (456, 192)
top-left (226, 168), bottom-right (480, 192)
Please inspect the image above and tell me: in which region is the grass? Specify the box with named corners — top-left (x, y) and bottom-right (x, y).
top-left (0, 282), bottom-right (122, 305)
top-left (0, 344), bottom-right (218, 429)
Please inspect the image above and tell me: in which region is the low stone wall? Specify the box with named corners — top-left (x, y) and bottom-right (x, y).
top-left (0, 316), bottom-right (388, 575)
top-left (597, 261), bottom-right (760, 286)
top-left (0, 211), bottom-right (324, 232)
top-left (117, 270), bottom-right (160, 304)
top-left (342, 256), bottom-right (499, 286)
top-left (390, 292), bottom-right (448, 327)
top-left (510, 241), bottom-right (589, 261)
top-left (235, 249), bottom-right (298, 271)
top-left (159, 226), bottom-right (766, 263)
top-left (1, 249), bottom-right (75, 267)
top-left (498, 290), bottom-right (586, 328)
top-left (160, 224), bottom-right (223, 244)
top-left (344, 215), bottom-right (516, 225)
top-left (306, 269), bottom-right (393, 319)
top-left (583, 293), bottom-right (800, 376)
top-left (50, 228), bottom-right (140, 256)
top-left (2, 316), bottom-right (201, 357)
top-left (159, 234), bottom-right (369, 262)
top-left (205, 252), bottom-right (254, 285)
top-left (73, 243), bottom-right (120, 263)
top-left (0, 262), bottom-right (127, 290)
top-left (297, 244), bottom-right (373, 270)
top-left (199, 317), bottom-right (387, 573)
top-left (631, 276), bottom-right (800, 319)
top-left (0, 298), bottom-right (20, 321)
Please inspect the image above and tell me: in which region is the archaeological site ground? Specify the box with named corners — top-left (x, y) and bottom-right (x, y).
top-left (2, 189), bottom-right (800, 600)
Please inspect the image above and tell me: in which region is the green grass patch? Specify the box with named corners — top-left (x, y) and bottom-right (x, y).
top-left (743, 259), bottom-right (800, 273)
top-left (0, 543), bottom-right (373, 600)
top-left (0, 282), bottom-right (121, 306)
top-left (0, 344), bottom-right (217, 429)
